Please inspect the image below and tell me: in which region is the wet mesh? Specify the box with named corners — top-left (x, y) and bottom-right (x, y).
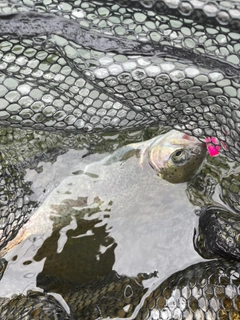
top-left (195, 205), bottom-right (240, 261)
top-left (220, 171), bottom-right (240, 213)
top-left (187, 154), bottom-right (240, 261)
top-left (0, 260), bottom-right (239, 319)
top-left (136, 259), bottom-right (240, 320)
top-left (0, 291), bottom-right (72, 320)
top-left (0, 0), bottom-right (240, 318)
top-left (37, 271), bottom-right (148, 318)
top-left (0, 151), bottom-right (37, 256)
top-left (0, 1), bottom-right (239, 160)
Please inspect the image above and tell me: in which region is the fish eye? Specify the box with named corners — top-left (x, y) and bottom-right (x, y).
top-left (171, 149), bottom-right (188, 165)
top-left (175, 150), bottom-right (183, 157)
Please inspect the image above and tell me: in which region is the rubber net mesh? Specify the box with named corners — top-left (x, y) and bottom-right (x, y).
top-left (0, 0), bottom-right (239, 160)
top-left (0, 0), bottom-right (240, 318)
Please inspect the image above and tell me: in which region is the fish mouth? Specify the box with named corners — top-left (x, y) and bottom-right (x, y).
top-left (181, 133), bottom-right (206, 151)
top-left (181, 133), bottom-right (200, 143)
top-left (168, 131), bottom-right (203, 147)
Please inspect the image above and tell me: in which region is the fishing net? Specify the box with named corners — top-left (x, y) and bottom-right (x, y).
top-left (136, 259), bottom-right (240, 320)
top-left (0, 0), bottom-right (240, 318)
top-left (1, 259), bottom-right (240, 319)
top-left (0, 0), bottom-right (239, 160)
top-left (0, 291), bottom-right (72, 320)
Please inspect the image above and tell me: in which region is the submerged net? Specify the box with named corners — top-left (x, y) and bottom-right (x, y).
top-left (0, 0), bottom-right (240, 318)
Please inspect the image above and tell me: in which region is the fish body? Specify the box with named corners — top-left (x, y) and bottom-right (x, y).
top-left (104, 129), bottom-right (206, 183)
top-left (1, 130), bottom-right (205, 260)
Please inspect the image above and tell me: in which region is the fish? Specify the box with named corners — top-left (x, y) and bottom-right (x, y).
top-left (146, 130), bottom-right (206, 183)
top-left (104, 130), bottom-right (206, 184)
top-left (0, 130), bottom-right (206, 258)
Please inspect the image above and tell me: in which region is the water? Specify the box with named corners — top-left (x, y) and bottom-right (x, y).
top-left (0, 1), bottom-right (239, 318)
top-left (0, 129), bottom-right (207, 314)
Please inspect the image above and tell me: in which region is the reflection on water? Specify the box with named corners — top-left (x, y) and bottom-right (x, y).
top-left (35, 216), bottom-right (116, 284)
top-left (0, 128), bottom-right (235, 318)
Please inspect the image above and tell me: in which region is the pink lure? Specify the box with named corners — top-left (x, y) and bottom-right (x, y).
top-left (204, 137), bottom-right (221, 157)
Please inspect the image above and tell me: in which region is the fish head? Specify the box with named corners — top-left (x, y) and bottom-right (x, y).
top-left (148, 130), bottom-right (206, 183)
